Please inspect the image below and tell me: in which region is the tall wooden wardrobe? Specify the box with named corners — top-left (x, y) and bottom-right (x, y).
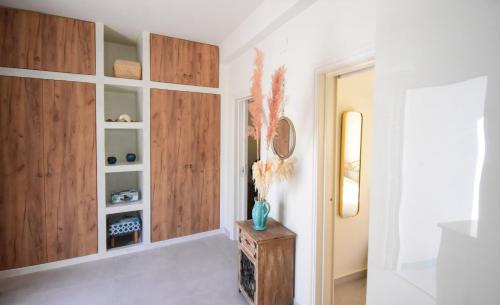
top-left (0, 77), bottom-right (97, 270)
top-left (0, 7), bottom-right (97, 271)
top-left (150, 90), bottom-right (220, 241)
top-left (150, 34), bottom-right (220, 242)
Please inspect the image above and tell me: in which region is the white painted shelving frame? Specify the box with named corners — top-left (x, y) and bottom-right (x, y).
top-left (0, 22), bottom-right (224, 278)
top-left (98, 24), bottom-right (151, 252)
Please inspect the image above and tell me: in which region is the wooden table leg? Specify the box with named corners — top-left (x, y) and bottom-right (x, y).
top-left (111, 236), bottom-right (116, 248)
top-left (133, 231), bottom-right (138, 243)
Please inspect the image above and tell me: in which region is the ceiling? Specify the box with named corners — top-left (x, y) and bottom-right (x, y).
top-left (0, 0), bottom-right (265, 45)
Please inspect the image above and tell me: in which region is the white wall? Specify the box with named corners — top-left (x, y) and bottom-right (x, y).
top-left (222, 0), bottom-right (375, 304)
top-left (368, 0), bottom-right (500, 304)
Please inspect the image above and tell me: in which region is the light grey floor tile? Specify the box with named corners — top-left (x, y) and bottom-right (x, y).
top-left (0, 234), bottom-right (246, 305)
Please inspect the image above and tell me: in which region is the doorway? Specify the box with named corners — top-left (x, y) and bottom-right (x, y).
top-left (333, 67), bottom-right (373, 305)
top-left (314, 61), bottom-right (374, 305)
top-left (235, 97), bottom-right (259, 224)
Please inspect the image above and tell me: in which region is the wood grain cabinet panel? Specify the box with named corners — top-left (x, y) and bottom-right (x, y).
top-left (150, 34), bottom-right (219, 87)
top-left (43, 80), bottom-right (97, 262)
top-left (0, 77), bottom-right (97, 270)
top-left (151, 89), bottom-right (220, 241)
top-left (0, 76), bottom-right (47, 270)
top-left (0, 7), bottom-right (96, 74)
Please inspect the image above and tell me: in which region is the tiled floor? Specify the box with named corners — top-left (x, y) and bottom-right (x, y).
top-left (0, 234), bottom-right (247, 305)
top-left (334, 275), bottom-right (367, 305)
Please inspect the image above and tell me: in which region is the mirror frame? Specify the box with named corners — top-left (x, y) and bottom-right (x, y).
top-left (338, 111), bottom-right (363, 218)
top-left (272, 116), bottom-right (296, 160)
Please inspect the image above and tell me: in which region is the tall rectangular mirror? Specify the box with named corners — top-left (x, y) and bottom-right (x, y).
top-left (339, 111), bottom-right (363, 217)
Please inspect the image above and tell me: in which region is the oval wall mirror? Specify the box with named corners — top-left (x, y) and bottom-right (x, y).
top-left (272, 116), bottom-right (296, 159)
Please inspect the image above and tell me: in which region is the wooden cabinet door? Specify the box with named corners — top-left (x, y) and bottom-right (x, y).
top-left (151, 89), bottom-right (220, 241)
top-left (0, 76), bottom-right (47, 270)
top-left (193, 93), bottom-right (220, 232)
top-left (43, 80), bottom-right (97, 262)
top-left (0, 7), bottom-right (96, 74)
top-left (150, 34), bottom-right (219, 88)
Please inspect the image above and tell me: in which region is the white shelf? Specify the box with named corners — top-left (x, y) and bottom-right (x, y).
top-left (103, 76), bottom-right (144, 87)
top-left (104, 162), bottom-right (144, 173)
top-left (107, 241), bottom-right (143, 252)
top-left (105, 201), bottom-right (143, 214)
top-left (104, 122), bottom-right (144, 129)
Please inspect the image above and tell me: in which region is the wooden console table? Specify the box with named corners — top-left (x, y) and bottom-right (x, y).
top-left (236, 218), bottom-right (296, 305)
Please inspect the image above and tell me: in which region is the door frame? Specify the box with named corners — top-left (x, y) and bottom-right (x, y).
top-left (312, 53), bottom-right (374, 305)
top-left (234, 96), bottom-right (253, 237)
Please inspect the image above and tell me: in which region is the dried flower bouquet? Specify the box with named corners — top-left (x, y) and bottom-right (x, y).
top-left (248, 49), bottom-right (294, 201)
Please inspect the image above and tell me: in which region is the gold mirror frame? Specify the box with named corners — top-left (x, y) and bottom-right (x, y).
top-left (272, 116), bottom-right (296, 160)
top-left (339, 111), bottom-right (363, 218)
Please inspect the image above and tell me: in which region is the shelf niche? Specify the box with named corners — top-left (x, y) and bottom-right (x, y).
top-left (105, 129), bottom-right (142, 165)
top-left (104, 84), bottom-right (143, 123)
top-left (104, 26), bottom-right (142, 79)
top-left (105, 171), bottom-right (142, 207)
top-left (106, 211), bottom-right (143, 250)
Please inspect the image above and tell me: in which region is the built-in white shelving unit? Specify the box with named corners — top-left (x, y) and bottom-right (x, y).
top-left (97, 24), bottom-right (151, 252)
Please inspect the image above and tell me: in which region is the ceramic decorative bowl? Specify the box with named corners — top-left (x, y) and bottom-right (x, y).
top-left (126, 153), bottom-right (136, 162)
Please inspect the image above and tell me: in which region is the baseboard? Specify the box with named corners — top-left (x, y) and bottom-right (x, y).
top-left (148, 228), bottom-right (224, 250)
top-left (0, 229), bottom-right (225, 279)
top-left (220, 226), bottom-right (231, 239)
top-left (334, 269), bottom-right (367, 285)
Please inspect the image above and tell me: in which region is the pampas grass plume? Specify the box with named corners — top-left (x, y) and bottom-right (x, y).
top-left (248, 49), bottom-right (264, 143)
top-left (273, 157), bottom-right (295, 182)
top-left (266, 66), bottom-right (286, 147)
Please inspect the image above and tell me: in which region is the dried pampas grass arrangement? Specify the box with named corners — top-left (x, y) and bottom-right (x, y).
top-left (248, 49), bottom-right (293, 201)
top-left (252, 157), bottom-right (296, 201)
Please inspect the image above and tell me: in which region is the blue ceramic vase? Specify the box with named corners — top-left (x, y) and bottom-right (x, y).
top-left (252, 199), bottom-right (270, 231)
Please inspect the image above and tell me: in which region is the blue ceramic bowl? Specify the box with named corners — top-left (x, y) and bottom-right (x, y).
top-left (126, 153), bottom-right (137, 162)
top-left (107, 156), bottom-right (117, 165)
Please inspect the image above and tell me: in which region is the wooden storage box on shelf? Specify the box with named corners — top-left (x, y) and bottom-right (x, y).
top-left (113, 59), bottom-right (141, 80)
top-left (236, 218), bottom-right (296, 305)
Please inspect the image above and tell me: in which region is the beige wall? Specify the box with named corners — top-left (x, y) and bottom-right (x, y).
top-left (334, 67), bottom-right (373, 279)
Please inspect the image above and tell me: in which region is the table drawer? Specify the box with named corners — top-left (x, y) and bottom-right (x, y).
top-left (239, 230), bottom-right (258, 259)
